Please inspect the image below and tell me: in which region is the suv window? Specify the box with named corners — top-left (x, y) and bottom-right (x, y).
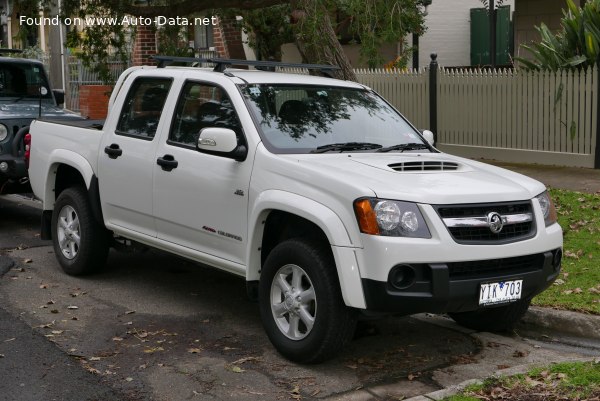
top-left (0, 62), bottom-right (52, 101)
top-left (169, 81), bottom-right (242, 147)
top-left (116, 78), bottom-right (172, 139)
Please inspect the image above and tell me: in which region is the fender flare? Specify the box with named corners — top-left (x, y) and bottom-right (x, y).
top-left (42, 149), bottom-right (95, 209)
top-left (246, 190), bottom-right (366, 309)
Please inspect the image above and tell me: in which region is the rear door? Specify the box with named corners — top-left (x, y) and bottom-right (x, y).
top-left (98, 77), bottom-right (173, 237)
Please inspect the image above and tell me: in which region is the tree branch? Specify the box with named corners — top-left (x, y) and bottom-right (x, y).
top-left (115, 0), bottom-right (288, 18)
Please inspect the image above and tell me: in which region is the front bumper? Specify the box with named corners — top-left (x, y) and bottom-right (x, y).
top-left (0, 152), bottom-right (27, 180)
top-left (361, 249), bottom-right (561, 314)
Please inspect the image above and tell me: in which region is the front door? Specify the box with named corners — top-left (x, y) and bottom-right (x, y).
top-left (153, 81), bottom-right (251, 264)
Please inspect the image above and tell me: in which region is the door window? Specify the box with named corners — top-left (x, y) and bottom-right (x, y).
top-left (169, 81), bottom-right (242, 148)
top-left (116, 78), bottom-right (172, 139)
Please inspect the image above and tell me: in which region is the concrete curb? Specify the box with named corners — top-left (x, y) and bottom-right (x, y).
top-left (518, 306), bottom-right (600, 342)
top-left (0, 255), bottom-right (15, 277)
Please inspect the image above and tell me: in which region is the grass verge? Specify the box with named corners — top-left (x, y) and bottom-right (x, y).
top-left (531, 189), bottom-right (600, 314)
top-left (443, 360), bottom-right (600, 401)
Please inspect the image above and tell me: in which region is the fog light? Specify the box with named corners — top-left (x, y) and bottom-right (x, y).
top-left (553, 249), bottom-right (562, 272)
top-left (389, 265), bottom-right (416, 290)
top-left (0, 161), bottom-right (8, 172)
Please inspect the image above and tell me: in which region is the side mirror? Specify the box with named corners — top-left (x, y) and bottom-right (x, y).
top-left (197, 127), bottom-right (247, 161)
top-left (53, 89), bottom-right (65, 106)
top-left (421, 130), bottom-right (435, 146)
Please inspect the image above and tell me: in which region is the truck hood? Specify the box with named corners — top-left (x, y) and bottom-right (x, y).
top-left (0, 102), bottom-right (82, 119)
top-left (289, 152), bottom-right (546, 204)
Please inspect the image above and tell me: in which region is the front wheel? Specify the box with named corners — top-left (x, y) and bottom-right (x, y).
top-left (449, 299), bottom-right (531, 332)
top-left (51, 187), bottom-right (109, 275)
top-left (259, 238), bottom-right (356, 363)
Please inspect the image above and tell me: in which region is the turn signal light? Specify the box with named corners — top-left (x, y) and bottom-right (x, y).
top-left (354, 199), bottom-right (380, 235)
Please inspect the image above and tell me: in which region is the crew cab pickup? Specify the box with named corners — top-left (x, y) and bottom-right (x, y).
top-left (0, 53), bottom-right (82, 194)
top-left (28, 58), bottom-right (563, 363)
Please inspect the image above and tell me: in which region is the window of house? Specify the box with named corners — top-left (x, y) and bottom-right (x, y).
top-left (116, 78), bottom-right (172, 139)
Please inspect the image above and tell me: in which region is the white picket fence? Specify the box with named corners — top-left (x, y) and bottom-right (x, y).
top-left (352, 66), bottom-right (598, 168)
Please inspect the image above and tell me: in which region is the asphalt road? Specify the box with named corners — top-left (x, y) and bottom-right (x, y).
top-left (0, 194), bottom-right (596, 401)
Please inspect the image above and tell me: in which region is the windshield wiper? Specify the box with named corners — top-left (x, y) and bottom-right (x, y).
top-left (311, 142), bottom-right (383, 153)
top-left (377, 142), bottom-right (431, 153)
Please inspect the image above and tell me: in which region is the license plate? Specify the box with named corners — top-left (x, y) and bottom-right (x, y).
top-left (479, 280), bottom-right (523, 306)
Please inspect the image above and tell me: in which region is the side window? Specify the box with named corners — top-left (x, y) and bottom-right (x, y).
top-left (169, 81), bottom-right (242, 147)
top-left (116, 78), bottom-right (172, 139)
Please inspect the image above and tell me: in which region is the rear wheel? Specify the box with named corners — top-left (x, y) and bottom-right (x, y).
top-left (259, 238), bottom-right (356, 363)
top-left (51, 187), bottom-right (109, 275)
top-left (449, 299), bottom-right (531, 332)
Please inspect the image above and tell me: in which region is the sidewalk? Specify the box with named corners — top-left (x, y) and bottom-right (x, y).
top-left (482, 159), bottom-right (600, 194)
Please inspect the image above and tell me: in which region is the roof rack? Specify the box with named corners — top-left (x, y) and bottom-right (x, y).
top-left (152, 55), bottom-right (340, 76)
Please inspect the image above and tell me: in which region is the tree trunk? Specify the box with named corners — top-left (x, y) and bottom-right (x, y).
top-left (291, 0), bottom-right (357, 81)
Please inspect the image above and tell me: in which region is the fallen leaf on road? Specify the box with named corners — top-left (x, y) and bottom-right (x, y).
top-left (112, 337), bottom-right (124, 342)
top-left (23, 259), bottom-right (32, 263)
top-left (232, 356), bottom-right (260, 365)
top-left (143, 347), bottom-right (164, 354)
top-left (67, 305), bottom-right (78, 310)
top-left (125, 310), bottom-right (135, 315)
top-left (512, 350), bottom-right (529, 358)
top-left (4, 338), bottom-right (15, 342)
top-left (50, 309), bottom-right (59, 314)
top-left (125, 377), bottom-right (133, 382)
top-left (229, 366), bottom-right (245, 373)
top-left (553, 279), bottom-right (565, 286)
top-left (573, 287), bottom-right (583, 294)
top-left (187, 348), bottom-right (202, 354)
top-left (0, 354), bottom-right (4, 358)
top-left (39, 284), bottom-right (48, 289)
top-left (89, 357), bottom-right (101, 361)
top-left (51, 330), bottom-right (63, 335)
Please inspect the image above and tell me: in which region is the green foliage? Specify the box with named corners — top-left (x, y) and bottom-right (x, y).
top-left (222, 5), bottom-right (294, 61)
top-left (338, 0), bottom-right (425, 68)
top-left (63, 0), bottom-right (129, 84)
top-left (157, 25), bottom-right (195, 58)
top-left (518, 0), bottom-right (600, 71)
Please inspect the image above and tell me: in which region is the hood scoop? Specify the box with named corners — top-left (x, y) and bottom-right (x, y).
top-left (388, 160), bottom-right (460, 172)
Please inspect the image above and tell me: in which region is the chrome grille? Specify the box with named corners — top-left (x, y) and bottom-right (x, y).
top-left (435, 201), bottom-right (535, 244)
top-left (388, 161), bottom-right (459, 172)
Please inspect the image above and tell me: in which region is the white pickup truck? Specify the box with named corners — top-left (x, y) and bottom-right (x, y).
top-left (28, 57), bottom-right (563, 363)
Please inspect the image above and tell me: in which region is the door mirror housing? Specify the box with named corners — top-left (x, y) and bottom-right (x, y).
top-left (421, 130), bottom-right (435, 146)
top-left (197, 127), bottom-right (247, 161)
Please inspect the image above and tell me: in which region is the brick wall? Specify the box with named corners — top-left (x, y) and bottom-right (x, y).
top-left (212, 17), bottom-right (245, 59)
top-left (132, 25), bottom-right (157, 66)
top-left (79, 85), bottom-right (112, 119)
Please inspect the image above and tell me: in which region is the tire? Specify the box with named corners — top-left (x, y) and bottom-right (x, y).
top-left (51, 186), bottom-right (109, 275)
top-left (449, 299), bottom-right (531, 332)
top-left (259, 238), bottom-right (357, 363)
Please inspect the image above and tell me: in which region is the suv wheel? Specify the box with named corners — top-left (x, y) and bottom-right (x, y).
top-left (51, 187), bottom-right (108, 275)
top-left (259, 238), bottom-right (356, 363)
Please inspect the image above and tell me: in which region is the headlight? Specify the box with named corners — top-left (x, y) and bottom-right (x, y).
top-left (354, 198), bottom-right (431, 238)
top-left (0, 124), bottom-right (8, 141)
top-left (535, 191), bottom-right (557, 226)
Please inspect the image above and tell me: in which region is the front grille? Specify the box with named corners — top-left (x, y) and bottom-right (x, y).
top-left (435, 201), bottom-right (535, 244)
top-left (388, 161), bottom-right (459, 172)
top-left (448, 253), bottom-right (545, 280)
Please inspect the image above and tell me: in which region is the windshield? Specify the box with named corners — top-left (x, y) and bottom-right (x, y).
top-left (241, 84), bottom-right (430, 154)
top-left (0, 62), bottom-right (53, 102)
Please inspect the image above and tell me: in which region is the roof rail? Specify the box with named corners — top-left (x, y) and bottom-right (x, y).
top-left (152, 55), bottom-right (340, 76)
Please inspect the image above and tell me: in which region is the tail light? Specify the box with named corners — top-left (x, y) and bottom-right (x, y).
top-left (24, 133), bottom-right (31, 169)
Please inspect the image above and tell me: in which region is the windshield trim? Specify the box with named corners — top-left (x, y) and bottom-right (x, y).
top-left (237, 83), bottom-right (433, 155)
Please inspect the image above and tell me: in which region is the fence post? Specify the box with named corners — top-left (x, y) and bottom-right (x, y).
top-left (429, 53), bottom-right (438, 143)
top-left (595, 61), bottom-right (600, 169)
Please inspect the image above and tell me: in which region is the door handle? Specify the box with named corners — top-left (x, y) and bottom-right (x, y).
top-left (156, 154), bottom-right (178, 171)
top-left (104, 143), bottom-right (122, 159)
